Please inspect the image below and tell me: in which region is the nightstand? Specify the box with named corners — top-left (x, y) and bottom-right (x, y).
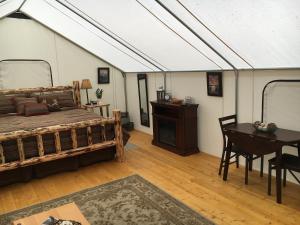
top-left (82, 103), bottom-right (110, 117)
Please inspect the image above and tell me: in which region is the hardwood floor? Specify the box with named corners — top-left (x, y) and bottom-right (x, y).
top-left (0, 130), bottom-right (299, 224)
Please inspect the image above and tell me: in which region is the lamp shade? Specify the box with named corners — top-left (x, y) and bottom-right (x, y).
top-left (81, 79), bottom-right (92, 89)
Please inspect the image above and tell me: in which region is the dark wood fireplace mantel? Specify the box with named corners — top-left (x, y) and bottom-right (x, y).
top-left (151, 101), bottom-right (199, 156)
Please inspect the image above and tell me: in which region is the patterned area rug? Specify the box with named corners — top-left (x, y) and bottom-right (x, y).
top-left (0, 175), bottom-right (214, 225)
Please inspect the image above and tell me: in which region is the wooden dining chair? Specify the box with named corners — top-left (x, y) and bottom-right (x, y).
top-left (218, 115), bottom-right (265, 184)
top-left (268, 144), bottom-right (300, 195)
top-left (218, 115), bottom-right (240, 175)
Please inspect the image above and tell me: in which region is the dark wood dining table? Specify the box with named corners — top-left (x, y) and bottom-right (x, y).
top-left (223, 123), bottom-right (300, 203)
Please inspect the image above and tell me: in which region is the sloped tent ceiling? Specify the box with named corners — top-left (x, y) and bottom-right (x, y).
top-left (162, 0), bottom-right (300, 69)
top-left (21, 0), bottom-right (160, 73)
top-left (61, 0), bottom-right (229, 71)
top-left (0, 0), bottom-right (300, 72)
top-left (0, 0), bottom-right (24, 18)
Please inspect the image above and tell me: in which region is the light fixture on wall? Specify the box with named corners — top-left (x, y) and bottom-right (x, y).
top-left (81, 79), bottom-right (92, 105)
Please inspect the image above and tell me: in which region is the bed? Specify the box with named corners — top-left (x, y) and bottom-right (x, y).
top-left (0, 81), bottom-right (127, 186)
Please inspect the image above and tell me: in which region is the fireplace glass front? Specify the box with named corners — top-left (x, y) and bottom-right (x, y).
top-left (158, 119), bottom-right (176, 147)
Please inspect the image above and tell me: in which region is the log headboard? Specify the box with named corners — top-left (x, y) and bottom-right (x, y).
top-left (0, 80), bottom-right (81, 108)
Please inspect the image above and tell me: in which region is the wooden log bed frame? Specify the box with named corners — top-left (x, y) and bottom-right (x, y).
top-left (0, 81), bottom-right (125, 174)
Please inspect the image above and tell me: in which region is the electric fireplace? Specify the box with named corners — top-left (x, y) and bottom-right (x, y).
top-left (151, 101), bottom-right (199, 156)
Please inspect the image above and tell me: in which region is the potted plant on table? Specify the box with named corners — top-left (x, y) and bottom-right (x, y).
top-left (96, 88), bottom-right (104, 105)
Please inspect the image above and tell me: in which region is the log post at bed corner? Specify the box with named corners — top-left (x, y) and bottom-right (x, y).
top-left (73, 81), bottom-right (81, 107)
top-left (113, 109), bottom-right (125, 162)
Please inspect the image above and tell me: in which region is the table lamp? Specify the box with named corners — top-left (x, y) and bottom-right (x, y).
top-left (81, 79), bottom-right (92, 105)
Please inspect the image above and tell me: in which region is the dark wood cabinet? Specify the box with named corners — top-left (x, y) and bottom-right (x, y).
top-left (151, 101), bottom-right (199, 156)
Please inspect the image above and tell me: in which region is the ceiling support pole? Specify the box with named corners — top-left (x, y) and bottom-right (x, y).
top-left (122, 72), bottom-right (128, 113)
top-left (234, 70), bottom-right (239, 116)
top-left (155, 0), bottom-right (239, 115)
top-left (163, 72), bottom-right (167, 91)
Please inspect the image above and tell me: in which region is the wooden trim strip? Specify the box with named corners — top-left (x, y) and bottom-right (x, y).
top-left (71, 128), bottom-right (77, 149)
top-left (0, 118), bottom-right (114, 142)
top-left (54, 131), bottom-right (61, 153)
top-left (0, 86), bottom-right (73, 95)
top-left (0, 142), bottom-right (4, 164)
top-left (36, 135), bottom-right (44, 157)
top-left (87, 126), bottom-right (93, 146)
top-left (0, 141), bottom-right (116, 172)
top-left (17, 138), bottom-right (25, 162)
top-left (101, 124), bottom-right (107, 142)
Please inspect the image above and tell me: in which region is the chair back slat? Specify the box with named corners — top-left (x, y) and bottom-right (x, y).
top-left (219, 115), bottom-right (237, 121)
top-left (219, 115), bottom-right (237, 132)
top-left (218, 115), bottom-right (237, 148)
top-left (223, 122), bottom-right (236, 128)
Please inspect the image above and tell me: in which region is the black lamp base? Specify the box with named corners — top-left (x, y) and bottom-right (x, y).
top-left (85, 89), bottom-right (90, 105)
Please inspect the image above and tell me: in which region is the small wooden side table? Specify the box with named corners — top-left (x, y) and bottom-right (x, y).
top-left (83, 103), bottom-right (110, 117)
top-left (12, 202), bottom-right (90, 225)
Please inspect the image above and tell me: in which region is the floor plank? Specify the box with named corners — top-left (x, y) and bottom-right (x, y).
top-left (0, 130), bottom-right (299, 225)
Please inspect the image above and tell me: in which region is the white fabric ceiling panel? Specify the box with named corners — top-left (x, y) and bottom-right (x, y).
top-left (135, 0), bottom-right (232, 70)
top-left (58, 0), bottom-right (169, 71)
top-left (157, 0), bottom-right (252, 69)
top-left (173, 0), bottom-right (300, 69)
top-left (20, 0), bottom-right (160, 73)
top-left (0, 0), bottom-right (24, 19)
top-left (64, 0), bottom-right (221, 71)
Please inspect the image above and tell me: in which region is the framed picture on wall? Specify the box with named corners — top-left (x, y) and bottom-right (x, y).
top-left (207, 72), bottom-right (223, 97)
top-left (98, 67), bottom-right (110, 84)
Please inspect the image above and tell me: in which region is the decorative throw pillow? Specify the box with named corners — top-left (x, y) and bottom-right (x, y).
top-left (0, 95), bottom-right (15, 114)
top-left (47, 99), bottom-right (61, 112)
top-left (57, 91), bottom-right (75, 107)
top-left (14, 97), bottom-right (38, 115)
top-left (24, 102), bottom-right (49, 117)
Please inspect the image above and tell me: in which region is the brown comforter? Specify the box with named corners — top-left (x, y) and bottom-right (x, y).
top-left (0, 109), bottom-right (103, 133)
